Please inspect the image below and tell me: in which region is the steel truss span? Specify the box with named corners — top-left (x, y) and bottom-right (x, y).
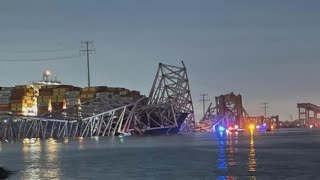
top-left (135, 62), bottom-right (195, 134)
top-left (0, 61), bottom-right (195, 140)
top-left (0, 101), bottom-right (140, 139)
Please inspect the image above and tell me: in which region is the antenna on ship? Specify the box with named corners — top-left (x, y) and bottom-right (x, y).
top-left (34, 69), bottom-right (61, 86)
top-left (43, 69), bottom-right (51, 82)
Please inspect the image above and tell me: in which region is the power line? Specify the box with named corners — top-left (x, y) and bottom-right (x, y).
top-left (0, 48), bottom-right (78, 53)
top-left (80, 41), bottom-right (95, 87)
top-left (0, 55), bottom-right (80, 62)
top-left (199, 94), bottom-right (210, 118)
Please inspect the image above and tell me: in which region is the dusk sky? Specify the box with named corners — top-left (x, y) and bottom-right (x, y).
top-left (0, 0), bottom-right (320, 121)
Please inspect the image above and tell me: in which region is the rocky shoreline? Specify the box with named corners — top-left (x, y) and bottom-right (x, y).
top-left (0, 167), bottom-right (10, 179)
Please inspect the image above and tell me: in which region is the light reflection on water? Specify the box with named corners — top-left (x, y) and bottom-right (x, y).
top-left (119, 136), bottom-right (125, 144)
top-left (1, 129), bottom-right (317, 179)
top-left (216, 132), bottom-right (236, 180)
top-left (227, 132), bottom-right (236, 167)
top-left (217, 132), bottom-right (227, 172)
top-left (216, 131), bottom-right (257, 179)
top-left (22, 138), bottom-right (60, 180)
top-left (22, 138), bottom-right (41, 179)
top-left (248, 131), bottom-right (256, 171)
top-left (78, 137), bottom-right (84, 150)
top-left (45, 138), bottom-right (60, 179)
top-left (248, 130), bottom-right (257, 179)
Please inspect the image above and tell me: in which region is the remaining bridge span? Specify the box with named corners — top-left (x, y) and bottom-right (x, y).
top-left (297, 103), bottom-right (320, 127)
top-left (197, 92), bottom-right (279, 132)
top-left (197, 92), bottom-right (248, 132)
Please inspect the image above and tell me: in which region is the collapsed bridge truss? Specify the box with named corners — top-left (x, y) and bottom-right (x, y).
top-left (196, 92), bottom-right (279, 132)
top-left (0, 61), bottom-right (195, 140)
top-left (196, 92), bottom-right (248, 132)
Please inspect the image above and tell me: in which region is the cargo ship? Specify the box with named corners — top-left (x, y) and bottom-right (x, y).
top-left (0, 70), bottom-right (141, 116)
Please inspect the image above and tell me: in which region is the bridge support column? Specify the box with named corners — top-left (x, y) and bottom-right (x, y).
top-left (275, 115), bottom-right (279, 128)
top-left (297, 103), bottom-right (320, 127)
top-left (306, 110), bottom-right (309, 127)
top-left (298, 107), bottom-right (301, 124)
top-left (314, 111), bottom-right (320, 127)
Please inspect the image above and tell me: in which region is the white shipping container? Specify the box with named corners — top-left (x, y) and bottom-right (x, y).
top-left (66, 98), bottom-right (78, 102)
top-left (66, 101), bottom-right (78, 106)
top-left (66, 91), bottom-right (80, 96)
top-left (66, 101), bottom-right (78, 105)
top-left (96, 92), bottom-right (112, 96)
top-left (119, 91), bottom-right (128, 96)
top-left (0, 94), bottom-right (10, 97)
top-left (66, 95), bottom-right (79, 99)
top-left (0, 90), bottom-right (11, 94)
top-left (0, 99), bottom-right (10, 104)
top-left (68, 91), bottom-right (80, 95)
top-left (0, 97), bottom-right (10, 101)
top-left (96, 93), bottom-right (114, 100)
top-left (96, 94), bottom-right (106, 98)
top-left (1, 87), bottom-right (13, 91)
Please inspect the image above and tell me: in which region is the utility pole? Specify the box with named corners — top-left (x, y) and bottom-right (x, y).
top-left (199, 94), bottom-right (210, 118)
top-left (261, 102), bottom-right (269, 117)
top-left (80, 41), bottom-right (95, 87)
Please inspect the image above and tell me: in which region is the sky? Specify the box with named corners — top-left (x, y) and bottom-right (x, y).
top-left (0, 0), bottom-right (320, 121)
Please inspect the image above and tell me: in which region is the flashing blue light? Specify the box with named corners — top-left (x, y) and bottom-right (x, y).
top-left (218, 126), bottom-right (225, 132)
top-left (258, 124), bottom-right (268, 131)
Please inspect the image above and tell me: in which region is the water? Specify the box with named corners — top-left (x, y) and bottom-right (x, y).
top-left (0, 128), bottom-right (319, 180)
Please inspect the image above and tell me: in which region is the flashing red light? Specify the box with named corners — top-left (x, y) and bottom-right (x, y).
top-left (228, 126), bottom-right (237, 133)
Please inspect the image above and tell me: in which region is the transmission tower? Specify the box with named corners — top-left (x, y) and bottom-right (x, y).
top-left (199, 94), bottom-right (210, 118)
top-left (261, 102), bottom-right (269, 117)
top-left (80, 41), bottom-right (95, 87)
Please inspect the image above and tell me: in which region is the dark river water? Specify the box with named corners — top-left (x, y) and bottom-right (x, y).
top-left (0, 128), bottom-right (319, 180)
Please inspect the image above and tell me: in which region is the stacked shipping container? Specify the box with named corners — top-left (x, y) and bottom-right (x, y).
top-left (80, 86), bottom-right (140, 102)
top-left (51, 86), bottom-right (70, 111)
top-left (0, 87), bottom-right (13, 112)
top-left (38, 85), bottom-right (56, 114)
top-left (66, 91), bottom-right (80, 108)
top-left (38, 85), bottom-right (82, 114)
top-left (128, 90), bottom-right (141, 100)
top-left (80, 87), bottom-right (99, 102)
top-left (0, 84), bottom-right (141, 115)
top-left (10, 85), bottom-right (37, 115)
